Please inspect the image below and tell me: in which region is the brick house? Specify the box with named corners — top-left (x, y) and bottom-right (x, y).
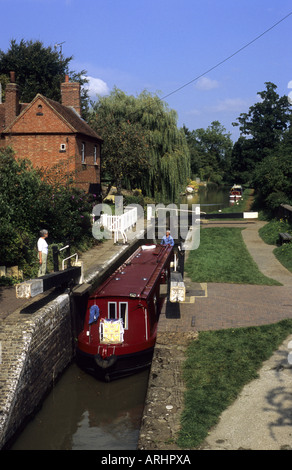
top-left (0, 72), bottom-right (103, 194)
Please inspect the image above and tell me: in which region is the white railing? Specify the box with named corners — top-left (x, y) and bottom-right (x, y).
top-left (100, 206), bottom-right (137, 243)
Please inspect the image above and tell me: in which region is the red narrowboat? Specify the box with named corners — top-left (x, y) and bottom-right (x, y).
top-left (76, 244), bottom-right (174, 381)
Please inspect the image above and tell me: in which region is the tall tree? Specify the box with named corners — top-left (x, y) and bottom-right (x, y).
top-left (232, 82), bottom-right (291, 164)
top-left (231, 82), bottom-right (292, 212)
top-left (88, 89), bottom-right (150, 195)
top-left (252, 121), bottom-right (292, 215)
top-left (183, 121), bottom-right (233, 184)
top-left (0, 39), bottom-right (90, 119)
top-left (89, 88), bottom-right (190, 201)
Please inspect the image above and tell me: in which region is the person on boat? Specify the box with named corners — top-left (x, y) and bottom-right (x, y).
top-left (160, 230), bottom-right (174, 247)
top-left (37, 229), bottom-right (49, 277)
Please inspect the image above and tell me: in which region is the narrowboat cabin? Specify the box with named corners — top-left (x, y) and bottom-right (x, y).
top-left (229, 184), bottom-right (243, 200)
top-left (76, 244), bottom-right (174, 381)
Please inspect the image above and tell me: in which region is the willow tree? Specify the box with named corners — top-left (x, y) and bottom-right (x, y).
top-left (89, 89), bottom-right (150, 195)
top-left (89, 88), bottom-right (190, 202)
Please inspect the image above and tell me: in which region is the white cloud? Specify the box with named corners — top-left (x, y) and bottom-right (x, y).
top-left (194, 76), bottom-right (219, 91)
top-left (208, 98), bottom-right (250, 113)
top-left (83, 76), bottom-right (110, 98)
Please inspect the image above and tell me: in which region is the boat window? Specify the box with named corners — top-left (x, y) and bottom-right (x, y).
top-left (119, 302), bottom-right (128, 329)
top-left (108, 302), bottom-right (117, 319)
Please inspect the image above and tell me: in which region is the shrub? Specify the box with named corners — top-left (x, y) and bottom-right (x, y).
top-left (0, 148), bottom-right (97, 277)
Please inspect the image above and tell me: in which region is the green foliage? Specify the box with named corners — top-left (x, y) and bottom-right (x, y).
top-left (0, 38), bottom-right (90, 119)
top-left (252, 137), bottom-right (292, 216)
top-left (258, 219), bottom-right (292, 274)
top-left (89, 88), bottom-right (190, 202)
top-left (232, 82), bottom-right (291, 156)
top-left (274, 242), bottom-right (292, 273)
top-left (231, 82), bottom-right (292, 214)
top-left (89, 95), bottom-right (150, 195)
top-left (183, 121), bottom-right (233, 184)
top-left (259, 219), bottom-right (292, 245)
top-left (0, 148), bottom-right (97, 277)
top-left (0, 276), bottom-right (18, 286)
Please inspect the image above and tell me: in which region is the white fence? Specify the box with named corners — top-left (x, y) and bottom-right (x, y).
top-left (100, 206), bottom-right (138, 243)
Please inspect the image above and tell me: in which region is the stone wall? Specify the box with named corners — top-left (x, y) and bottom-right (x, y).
top-left (0, 293), bottom-right (72, 449)
top-left (138, 331), bottom-right (197, 450)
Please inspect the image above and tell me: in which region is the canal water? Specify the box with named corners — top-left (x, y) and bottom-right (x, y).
top-left (10, 364), bottom-right (149, 450)
top-left (10, 185), bottom-right (230, 451)
top-left (180, 185), bottom-right (231, 213)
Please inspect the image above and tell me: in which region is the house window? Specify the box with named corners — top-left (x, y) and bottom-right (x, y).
top-left (81, 142), bottom-right (85, 163)
top-left (36, 104), bottom-right (43, 116)
top-left (119, 302), bottom-right (128, 329)
top-left (94, 145), bottom-right (97, 164)
top-left (108, 302), bottom-right (117, 320)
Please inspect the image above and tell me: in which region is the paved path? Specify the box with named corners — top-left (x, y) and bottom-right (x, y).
top-left (0, 237), bottom-right (135, 320)
top-left (156, 220), bottom-right (292, 450)
top-left (241, 220), bottom-right (292, 286)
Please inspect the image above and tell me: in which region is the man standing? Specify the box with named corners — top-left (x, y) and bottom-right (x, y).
top-left (37, 229), bottom-right (49, 277)
top-left (160, 230), bottom-right (174, 247)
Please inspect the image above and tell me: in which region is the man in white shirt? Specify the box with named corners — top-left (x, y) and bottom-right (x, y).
top-left (37, 229), bottom-right (49, 277)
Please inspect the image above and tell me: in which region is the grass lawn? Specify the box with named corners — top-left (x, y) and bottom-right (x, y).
top-left (177, 319), bottom-right (292, 448)
top-left (185, 227), bottom-right (281, 285)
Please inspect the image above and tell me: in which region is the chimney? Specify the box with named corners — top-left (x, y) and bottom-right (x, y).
top-left (61, 74), bottom-right (81, 116)
top-left (5, 71), bottom-right (20, 127)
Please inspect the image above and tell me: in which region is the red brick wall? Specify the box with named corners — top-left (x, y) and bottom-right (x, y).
top-left (74, 138), bottom-right (101, 192)
top-left (5, 134), bottom-right (76, 173)
top-left (5, 82), bottom-right (20, 128)
top-left (61, 75), bottom-right (81, 116)
top-left (11, 97), bottom-right (70, 134)
top-left (3, 96), bottom-right (101, 192)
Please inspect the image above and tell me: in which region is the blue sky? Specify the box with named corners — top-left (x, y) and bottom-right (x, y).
top-left (0, 0), bottom-right (291, 141)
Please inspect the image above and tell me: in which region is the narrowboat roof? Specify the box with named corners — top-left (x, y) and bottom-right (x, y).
top-left (92, 244), bottom-right (173, 300)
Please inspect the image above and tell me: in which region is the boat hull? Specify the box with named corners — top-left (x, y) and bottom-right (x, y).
top-left (76, 346), bottom-right (154, 382)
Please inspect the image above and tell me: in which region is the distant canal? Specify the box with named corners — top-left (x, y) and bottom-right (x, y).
top-left (10, 364), bottom-right (149, 450)
top-left (180, 185), bottom-right (231, 213)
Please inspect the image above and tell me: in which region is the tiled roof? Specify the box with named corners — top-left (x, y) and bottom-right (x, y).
top-left (45, 96), bottom-right (102, 141)
top-left (0, 95), bottom-right (102, 142)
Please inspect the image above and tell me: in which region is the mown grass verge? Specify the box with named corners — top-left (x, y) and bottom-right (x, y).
top-left (185, 227), bottom-right (280, 285)
top-left (177, 319), bottom-right (292, 448)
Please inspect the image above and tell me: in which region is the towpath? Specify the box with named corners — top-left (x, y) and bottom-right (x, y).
top-left (139, 220), bottom-right (292, 451)
top-left (0, 236), bottom-right (135, 320)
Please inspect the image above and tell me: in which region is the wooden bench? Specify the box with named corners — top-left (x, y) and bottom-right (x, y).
top-left (279, 232), bottom-right (292, 244)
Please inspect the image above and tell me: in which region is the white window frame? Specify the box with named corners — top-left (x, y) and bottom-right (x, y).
top-left (108, 301), bottom-right (117, 320)
top-left (94, 145), bottom-right (97, 164)
top-left (119, 302), bottom-right (128, 329)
